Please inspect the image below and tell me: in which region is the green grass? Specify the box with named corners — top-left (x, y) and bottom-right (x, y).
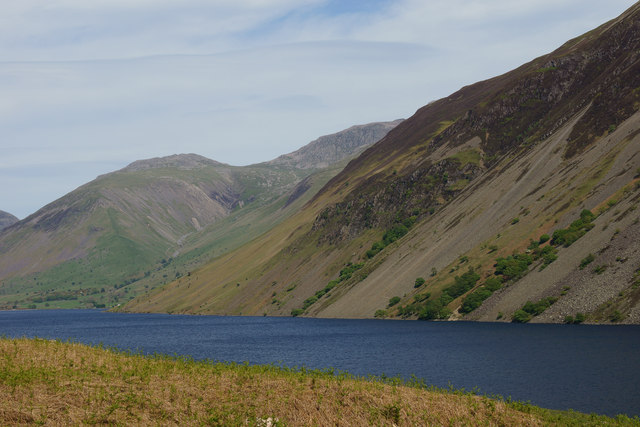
top-left (448, 149), bottom-right (482, 166)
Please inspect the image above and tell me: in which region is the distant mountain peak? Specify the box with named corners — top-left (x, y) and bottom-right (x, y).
top-left (267, 120), bottom-right (403, 169)
top-left (122, 153), bottom-right (224, 172)
top-left (0, 210), bottom-right (18, 231)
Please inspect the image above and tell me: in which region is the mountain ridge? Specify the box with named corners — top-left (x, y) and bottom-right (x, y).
top-left (0, 121), bottom-right (399, 310)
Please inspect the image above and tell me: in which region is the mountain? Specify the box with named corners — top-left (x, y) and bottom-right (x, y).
top-left (267, 120), bottom-right (402, 169)
top-left (0, 211), bottom-right (18, 231)
top-left (124, 3), bottom-right (640, 324)
top-left (0, 121), bottom-right (399, 310)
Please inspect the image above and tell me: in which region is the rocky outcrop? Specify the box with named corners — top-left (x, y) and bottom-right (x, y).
top-left (267, 120), bottom-right (402, 170)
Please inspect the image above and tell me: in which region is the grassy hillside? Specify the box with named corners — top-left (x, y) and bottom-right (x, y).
top-left (124, 3), bottom-right (640, 323)
top-left (0, 122), bottom-right (398, 310)
top-left (1, 338), bottom-right (637, 426)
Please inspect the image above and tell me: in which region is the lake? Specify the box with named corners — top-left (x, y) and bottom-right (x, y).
top-left (0, 309), bottom-right (638, 417)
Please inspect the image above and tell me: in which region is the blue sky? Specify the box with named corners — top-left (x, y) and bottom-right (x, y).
top-left (1, 0), bottom-right (636, 219)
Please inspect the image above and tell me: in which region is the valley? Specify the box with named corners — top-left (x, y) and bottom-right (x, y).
top-left (3, 4), bottom-right (640, 325)
top-left (0, 122), bottom-right (399, 310)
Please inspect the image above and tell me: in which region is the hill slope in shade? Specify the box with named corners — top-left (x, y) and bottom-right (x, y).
top-left (0, 121), bottom-right (399, 309)
top-left (0, 211), bottom-right (18, 230)
top-left (124, 2), bottom-right (640, 324)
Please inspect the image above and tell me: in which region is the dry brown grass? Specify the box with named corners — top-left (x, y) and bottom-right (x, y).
top-left (1, 338), bottom-right (637, 426)
top-left (0, 339), bottom-right (540, 425)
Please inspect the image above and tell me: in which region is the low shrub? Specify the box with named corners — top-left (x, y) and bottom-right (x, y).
top-left (513, 297), bottom-right (558, 322)
top-left (579, 253), bottom-right (595, 270)
top-left (592, 265), bottom-right (607, 275)
top-left (512, 310), bottom-right (532, 323)
top-left (388, 296), bottom-right (401, 307)
top-left (442, 268), bottom-right (481, 300)
top-left (459, 287), bottom-right (492, 314)
top-left (494, 253), bottom-right (532, 281)
top-left (551, 210), bottom-right (595, 247)
top-left (565, 313), bottom-right (586, 324)
top-left (459, 277), bottom-right (503, 314)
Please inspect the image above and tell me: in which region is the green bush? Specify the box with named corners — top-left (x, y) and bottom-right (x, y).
top-left (413, 293), bottom-right (430, 302)
top-left (442, 268), bottom-right (481, 300)
top-left (365, 220), bottom-right (415, 259)
top-left (388, 296), bottom-right (401, 307)
top-left (531, 244), bottom-right (559, 268)
top-left (484, 277), bottom-right (503, 292)
top-left (302, 295), bottom-right (318, 310)
top-left (460, 287), bottom-right (492, 314)
top-left (383, 224), bottom-right (409, 246)
top-left (565, 313), bottom-right (586, 324)
top-left (539, 234), bottom-right (550, 244)
top-left (521, 297), bottom-right (558, 316)
top-left (551, 210), bottom-right (595, 247)
top-left (366, 242), bottom-right (385, 259)
top-left (494, 253), bottom-right (532, 280)
top-left (291, 309), bottom-right (304, 317)
top-left (339, 263), bottom-right (364, 281)
top-left (592, 265), bottom-right (607, 274)
top-left (397, 304), bottom-right (420, 317)
top-left (579, 253), bottom-right (595, 269)
top-left (512, 310), bottom-right (532, 323)
top-left (459, 277), bottom-right (503, 315)
top-left (610, 310), bottom-right (625, 323)
top-left (414, 277), bottom-right (426, 288)
top-left (418, 300), bottom-right (451, 320)
top-left (513, 297), bottom-right (558, 322)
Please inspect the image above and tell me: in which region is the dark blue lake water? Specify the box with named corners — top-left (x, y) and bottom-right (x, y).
top-left (1, 309), bottom-right (638, 417)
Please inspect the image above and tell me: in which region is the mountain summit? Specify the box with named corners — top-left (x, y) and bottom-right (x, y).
top-left (267, 120), bottom-right (403, 169)
top-left (0, 211), bottom-right (18, 231)
top-left (121, 154), bottom-right (226, 172)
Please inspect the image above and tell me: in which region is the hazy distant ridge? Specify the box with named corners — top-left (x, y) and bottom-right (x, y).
top-left (0, 211), bottom-right (18, 230)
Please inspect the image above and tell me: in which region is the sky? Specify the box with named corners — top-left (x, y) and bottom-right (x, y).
top-left (1, 0), bottom-right (636, 219)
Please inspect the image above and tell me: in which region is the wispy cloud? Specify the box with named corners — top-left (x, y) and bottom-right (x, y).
top-left (1, 0), bottom-right (635, 218)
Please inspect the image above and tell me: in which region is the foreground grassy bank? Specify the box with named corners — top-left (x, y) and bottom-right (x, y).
top-left (0, 338), bottom-right (637, 426)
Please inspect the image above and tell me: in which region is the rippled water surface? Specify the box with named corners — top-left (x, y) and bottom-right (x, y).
top-left (1, 309), bottom-right (639, 416)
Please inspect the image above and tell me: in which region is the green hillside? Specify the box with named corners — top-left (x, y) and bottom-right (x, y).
top-left (0, 123), bottom-right (399, 310)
